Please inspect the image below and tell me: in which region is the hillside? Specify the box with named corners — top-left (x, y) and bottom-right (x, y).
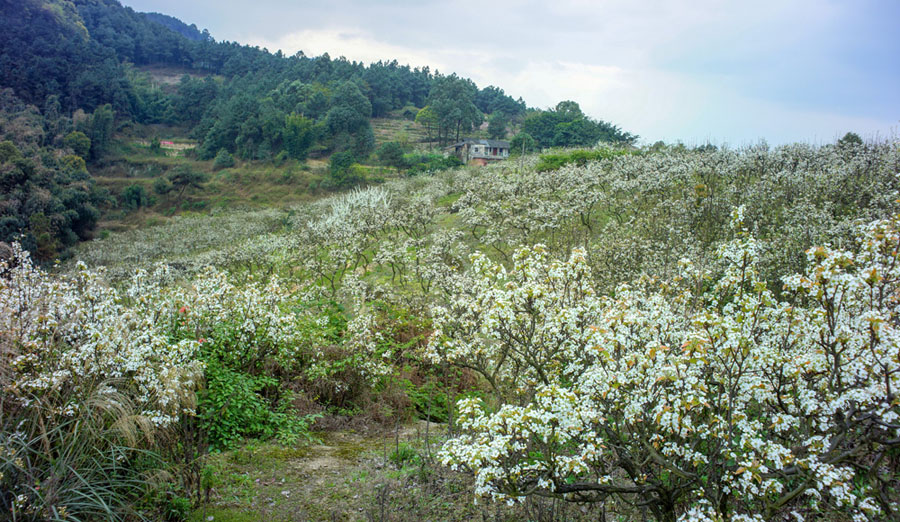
top-left (0, 0), bottom-right (638, 259)
top-left (3, 1), bottom-right (896, 521)
top-left (141, 11), bottom-right (210, 41)
top-left (6, 141), bottom-right (899, 520)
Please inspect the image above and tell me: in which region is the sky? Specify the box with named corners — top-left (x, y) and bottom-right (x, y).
top-left (120, 0), bottom-right (899, 146)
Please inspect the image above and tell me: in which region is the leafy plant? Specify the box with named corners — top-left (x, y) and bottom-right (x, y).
top-left (212, 148), bottom-right (235, 170)
top-left (534, 146), bottom-right (633, 171)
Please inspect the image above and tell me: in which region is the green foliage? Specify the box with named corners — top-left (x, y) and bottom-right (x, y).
top-left (414, 105), bottom-right (439, 143)
top-left (122, 183), bottom-right (152, 209)
top-left (0, 140), bottom-right (22, 163)
top-left (330, 81), bottom-right (372, 120)
top-left (196, 322), bottom-right (320, 451)
top-left (475, 85), bottom-right (526, 117)
top-left (327, 150), bottom-right (363, 187)
top-left (167, 165), bottom-right (209, 200)
top-left (0, 96), bottom-right (106, 259)
top-left (63, 130), bottom-right (91, 157)
top-left (400, 105), bottom-right (419, 120)
top-left (153, 176), bottom-right (174, 196)
top-left (534, 147), bottom-right (634, 172)
top-left (427, 74), bottom-right (483, 145)
top-left (377, 141), bottom-right (406, 168)
top-left (199, 363), bottom-right (281, 450)
top-left (85, 104), bottom-right (115, 160)
top-left (389, 442), bottom-right (421, 468)
top-left (509, 132), bottom-right (536, 155)
top-left (212, 148), bottom-right (236, 170)
top-left (402, 152), bottom-right (462, 175)
top-left (282, 113), bottom-right (315, 160)
top-left (523, 101), bottom-right (636, 148)
top-left (59, 154), bottom-right (87, 175)
top-left (398, 379), bottom-right (450, 422)
top-left (325, 82), bottom-right (376, 159)
top-left (163, 494), bottom-right (193, 521)
top-left (839, 131), bottom-right (864, 147)
top-left (487, 112), bottom-right (508, 140)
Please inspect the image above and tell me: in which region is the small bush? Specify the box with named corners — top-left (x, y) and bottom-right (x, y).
top-left (402, 153), bottom-right (462, 175)
top-left (534, 147), bottom-right (633, 171)
top-left (327, 151), bottom-right (363, 187)
top-left (377, 141), bottom-right (406, 168)
top-left (212, 148), bottom-right (235, 170)
top-left (63, 131), bottom-right (91, 158)
top-left (389, 442), bottom-right (420, 469)
top-left (122, 183), bottom-right (151, 210)
top-left (153, 176), bottom-right (173, 196)
top-left (196, 318), bottom-right (320, 450)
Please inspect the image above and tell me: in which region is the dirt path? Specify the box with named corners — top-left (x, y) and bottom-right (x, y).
top-left (190, 421), bottom-right (606, 522)
top-left (191, 421), bottom-right (465, 522)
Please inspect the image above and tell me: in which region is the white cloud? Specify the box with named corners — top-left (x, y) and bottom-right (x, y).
top-left (250, 29), bottom-right (449, 71)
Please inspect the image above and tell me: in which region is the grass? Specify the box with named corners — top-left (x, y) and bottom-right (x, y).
top-left (95, 113), bottom-right (477, 232)
top-left (370, 117), bottom-right (429, 148)
top-left (94, 141), bottom-right (332, 229)
top-left (188, 423), bottom-right (609, 521)
top-left (188, 507), bottom-right (276, 522)
top-left (97, 121), bottom-right (459, 232)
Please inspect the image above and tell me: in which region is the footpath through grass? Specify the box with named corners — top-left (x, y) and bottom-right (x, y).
top-left (190, 421), bottom-right (608, 522)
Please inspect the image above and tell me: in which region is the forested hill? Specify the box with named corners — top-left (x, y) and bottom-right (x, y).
top-left (0, 0), bottom-right (637, 259)
top-left (141, 12), bottom-right (210, 42)
top-left (0, 0), bottom-right (635, 148)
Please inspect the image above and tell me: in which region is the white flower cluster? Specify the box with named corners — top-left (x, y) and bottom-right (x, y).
top-left (1, 244), bottom-right (202, 426)
top-left (430, 210), bottom-right (900, 520)
top-left (70, 208), bottom-right (288, 280)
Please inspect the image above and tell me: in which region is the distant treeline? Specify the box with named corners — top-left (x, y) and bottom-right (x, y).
top-left (0, 0), bottom-right (636, 159)
top-left (0, 0), bottom-right (637, 256)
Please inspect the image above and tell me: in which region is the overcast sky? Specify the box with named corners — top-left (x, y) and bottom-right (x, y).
top-left (121, 0), bottom-right (899, 145)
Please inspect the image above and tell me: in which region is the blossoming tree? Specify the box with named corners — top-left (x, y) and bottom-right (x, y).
top-left (428, 209), bottom-right (900, 521)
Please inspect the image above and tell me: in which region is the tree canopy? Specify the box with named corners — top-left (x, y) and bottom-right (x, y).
top-left (522, 101), bottom-right (637, 148)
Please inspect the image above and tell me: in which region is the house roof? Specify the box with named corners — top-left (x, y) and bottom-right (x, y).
top-left (450, 138), bottom-right (510, 148)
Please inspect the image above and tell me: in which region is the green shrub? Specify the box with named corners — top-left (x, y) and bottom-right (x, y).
top-left (198, 362), bottom-right (319, 450)
top-left (196, 321), bottom-right (320, 451)
top-left (377, 141), bottom-right (406, 168)
top-left (122, 183), bottom-right (151, 209)
top-left (63, 131), bottom-right (91, 158)
top-left (398, 379), bottom-right (449, 422)
top-left (389, 442), bottom-right (420, 469)
top-left (534, 147), bottom-right (633, 172)
top-left (327, 151), bottom-right (363, 187)
top-left (153, 176), bottom-right (173, 196)
top-left (199, 363), bottom-right (280, 449)
top-left (402, 152), bottom-right (462, 175)
top-left (273, 150), bottom-right (289, 166)
top-left (212, 148), bottom-right (235, 170)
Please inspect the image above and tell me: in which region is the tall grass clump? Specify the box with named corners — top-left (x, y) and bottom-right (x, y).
top-left (0, 244), bottom-right (201, 520)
